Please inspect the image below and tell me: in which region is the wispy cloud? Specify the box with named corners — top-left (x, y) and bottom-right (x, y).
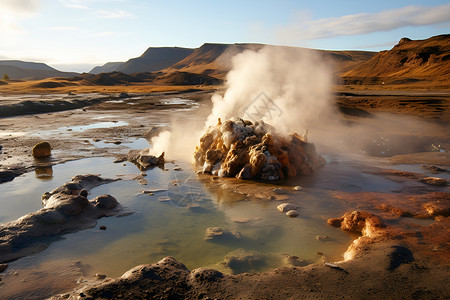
top-left (60, 0), bottom-right (88, 10)
top-left (278, 4), bottom-right (450, 40)
top-left (96, 10), bottom-right (132, 19)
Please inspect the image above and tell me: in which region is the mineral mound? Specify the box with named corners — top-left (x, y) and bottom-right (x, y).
top-left (194, 119), bottom-right (325, 180)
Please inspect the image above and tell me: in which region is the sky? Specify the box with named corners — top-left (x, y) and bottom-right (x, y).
top-left (0, 0), bottom-right (448, 73)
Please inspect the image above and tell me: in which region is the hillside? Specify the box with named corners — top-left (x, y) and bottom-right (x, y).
top-left (164, 43), bottom-right (376, 79)
top-left (342, 34), bottom-right (450, 84)
top-left (90, 62), bottom-right (124, 74)
top-left (0, 60), bottom-right (78, 80)
top-left (89, 47), bottom-right (195, 74)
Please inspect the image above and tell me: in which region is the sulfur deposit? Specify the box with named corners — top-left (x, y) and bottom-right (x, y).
top-left (194, 119), bottom-right (325, 180)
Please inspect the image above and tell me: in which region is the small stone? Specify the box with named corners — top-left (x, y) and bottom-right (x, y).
top-left (286, 210), bottom-right (299, 217)
top-left (99, 225), bottom-right (107, 230)
top-left (277, 203), bottom-right (298, 213)
top-left (173, 167), bottom-right (183, 171)
top-left (293, 186), bottom-right (303, 191)
top-left (0, 264), bottom-right (8, 272)
top-left (273, 188), bottom-right (287, 194)
top-left (420, 177), bottom-right (447, 186)
top-left (79, 189), bottom-right (88, 197)
top-left (317, 252), bottom-right (324, 256)
top-left (158, 196), bottom-right (171, 202)
top-left (94, 273), bottom-right (106, 280)
top-left (32, 141), bottom-right (52, 158)
top-left (315, 235), bottom-right (330, 241)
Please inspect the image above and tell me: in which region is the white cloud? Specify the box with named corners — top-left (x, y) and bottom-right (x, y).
top-left (96, 10), bottom-right (132, 19)
top-left (60, 0), bottom-right (88, 10)
top-left (278, 4), bottom-right (450, 41)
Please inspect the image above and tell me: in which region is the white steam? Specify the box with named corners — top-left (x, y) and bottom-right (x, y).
top-left (206, 46), bottom-right (335, 134)
top-left (149, 46), bottom-right (337, 160)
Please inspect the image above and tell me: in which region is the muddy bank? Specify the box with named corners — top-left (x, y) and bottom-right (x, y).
top-left (51, 240), bottom-right (448, 299)
top-left (0, 175), bottom-right (120, 263)
top-left (0, 94), bottom-right (109, 118)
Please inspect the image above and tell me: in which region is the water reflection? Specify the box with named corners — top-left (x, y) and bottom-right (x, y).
top-left (35, 166), bottom-right (53, 181)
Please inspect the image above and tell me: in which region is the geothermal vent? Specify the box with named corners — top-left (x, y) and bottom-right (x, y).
top-left (194, 119), bottom-right (325, 180)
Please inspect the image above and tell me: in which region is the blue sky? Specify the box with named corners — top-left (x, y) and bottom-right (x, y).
top-left (0, 0), bottom-right (448, 72)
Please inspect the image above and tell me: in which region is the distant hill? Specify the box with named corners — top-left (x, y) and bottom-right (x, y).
top-left (0, 60), bottom-right (78, 80)
top-left (89, 62), bottom-right (124, 74)
top-left (342, 34), bottom-right (450, 84)
top-left (164, 43), bottom-right (377, 79)
top-left (89, 47), bottom-right (195, 74)
top-left (165, 43), bottom-right (264, 78)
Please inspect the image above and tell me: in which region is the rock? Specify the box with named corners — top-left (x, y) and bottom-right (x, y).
top-left (273, 188), bottom-right (287, 194)
top-left (32, 141), bottom-right (52, 158)
top-left (94, 195), bottom-right (118, 209)
top-left (0, 175), bottom-right (120, 263)
top-left (281, 254), bottom-right (307, 267)
top-left (236, 164), bottom-right (252, 180)
top-left (193, 119), bottom-right (325, 181)
top-left (99, 226), bottom-right (107, 230)
top-left (420, 177), bottom-right (448, 186)
top-left (277, 203), bottom-right (298, 213)
top-left (293, 186), bottom-right (303, 191)
top-left (421, 165), bottom-right (448, 174)
top-left (118, 92), bottom-right (129, 98)
top-left (127, 149), bottom-right (165, 170)
top-left (286, 210), bottom-right (299, 217)
top-left (0, 263), bottom-right (8, 272)
top-left (223, 248), bottom-right (267, 274)
top-left (189, 268), bottom-right (223, 284)
top-left (315, 235), bottom-right (330, 241)
top-left (94, 273), bottom-right (107, 280)
top-left (205, 227), bottom-right (241, 240)
top-left (79, 189), bottom-right (88, 197)
top-left (327, 211), bottom-right (385, 237)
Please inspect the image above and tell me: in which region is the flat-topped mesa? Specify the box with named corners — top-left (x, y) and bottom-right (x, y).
top-left (194, 119), bottom-right (325, 180)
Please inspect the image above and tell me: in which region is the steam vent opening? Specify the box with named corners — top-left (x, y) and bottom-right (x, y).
top-left (194, 118), bottom-right (325, 180)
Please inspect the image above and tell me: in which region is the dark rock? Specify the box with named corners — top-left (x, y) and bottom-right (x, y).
top-left (99, 226), bottom-right (107, 230)
top-left (0, 263), bottom-right (7, 272)
top-left (80, 189), bottom-right (88, 197)
top-left (94, 195), bottom-right (118, 209)
top-left (236, 164), bottom-right (252, 180)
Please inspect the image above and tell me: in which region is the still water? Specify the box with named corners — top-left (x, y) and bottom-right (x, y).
top-left (1, 155), bottom-right (356, 279)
